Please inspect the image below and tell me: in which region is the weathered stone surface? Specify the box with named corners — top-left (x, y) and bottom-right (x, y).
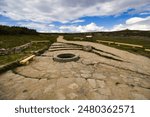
top-left (44, 84), bottom-right (55, 94)
top-left (98, 88), bottom-right (111, 96)
top-left (93, 73), bottom-right (106, 80)
top-left (110, 76), bottom-right (119, 80)
top-left (96, 80), bottom-right (105, 88)
top-left (82, 59), bottom-right (94, 65)
top-left (75, 78), bottom-right (87, 87)
top-left (67, 93), bottom-right (78, 99)
top-left (68, 83), bottom-right (79, 90)
top-left (81, 73), bottom-right (91, 78)
top-left (83, 45), bottom-right (92, 52)
top-left (56, 78), bottom-right (75, 89)
top-left (132, 93), bottom-right (148, 100)
top-left (55, 89), bottom-right (66, 100)
top-left (0, 36), bottom-right (150, 100)
top-left (87, 79), bottom-right (97, 89)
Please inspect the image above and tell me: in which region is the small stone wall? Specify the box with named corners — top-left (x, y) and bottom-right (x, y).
top-left (0, 41), bottom-right (51, 55)
top-left (0, 43), bottom-right (32, 55)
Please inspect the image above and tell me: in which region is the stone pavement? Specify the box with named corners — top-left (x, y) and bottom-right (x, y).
top-left (0, 36), bottom-right (150, 100)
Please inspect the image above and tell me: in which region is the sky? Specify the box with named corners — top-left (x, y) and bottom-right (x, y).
top-left (0, 0), bottom-right (150, 33)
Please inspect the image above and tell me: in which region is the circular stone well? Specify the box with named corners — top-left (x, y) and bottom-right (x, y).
top-left (53, 53), bottom-right (80, 62)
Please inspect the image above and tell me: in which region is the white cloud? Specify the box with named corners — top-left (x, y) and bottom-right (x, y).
top-left (126, 17), bottom-right (147, 24)
top-left (17, 22), bottom-right (57, 32)
top-left (71, 19), bottom-right (85, 23)
top-left (18, 22), bottom-right (47, 30)
top-left (1, 0), bottom-right (150, 32)
top-left (0, 0), bottom-right (150, 23)
top-left (128, 4), bottom-right (150, 15)
top-left (112, 16), bottom-right (150, 31)
top-left (112, 24), bottom-right (126, 31)
top-left (13, 16), bottom-right (150, 33)
top-left (59, 23), bottom-right (104, 32)
top-left (60, 19), bottom-right (85, 24)
top-left (48, 24), bottom-right (55, 27)
top-left (0, 20), bottom-right (103, 33)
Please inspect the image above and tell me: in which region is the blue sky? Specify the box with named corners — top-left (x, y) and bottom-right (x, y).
top-left (0, 0), bottom-right (150, 32)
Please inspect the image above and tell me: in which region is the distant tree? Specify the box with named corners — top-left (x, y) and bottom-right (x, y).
top-left (0, 25), bottom-right (37, 35)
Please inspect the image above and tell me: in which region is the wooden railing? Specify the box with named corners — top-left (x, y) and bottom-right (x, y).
top-left (96, 40), bottom-right (150, 52)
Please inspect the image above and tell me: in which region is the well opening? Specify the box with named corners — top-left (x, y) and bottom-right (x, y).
top-left (57, 53), bottom-right (75, 59)
top-left (53, 53), bottom-right (79, 62)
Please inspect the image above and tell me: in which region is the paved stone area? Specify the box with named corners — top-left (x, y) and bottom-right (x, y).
top-left (0, 36), bottom-right (150, 100)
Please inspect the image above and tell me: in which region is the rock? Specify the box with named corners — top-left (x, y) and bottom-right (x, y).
top-left (82, 59), bottom-right (93, 65)
top-left (61, 71), bottom-right (72, 78)
top-left (81, 73), bottom-right (91, 78)
top-left (68, 83), bottom-right (79, 90)
top-left (55, 89), bottom-right (66, 100)
top-left (0, 48), bottom-right (7, 55)
top-left (98, 88), bottom-right (111, 96)
top-left (50, 74), bottom-right (60, 79)
top-left (96, 80), bottom-right (105, 88)
top-left (72, 71), bottom-right (81, 78)
top-left (80, 69), bottom-right (92, 78)
top-left (88, 92), bottom-right (108, 100)
top-left (72, 62), bottom-right (79, 68)
top-left (56, 78), bottom-right (74, 88)
top-left (75, 78), bottom-right (87, 87)
top-left (14, 93), bottom-right (29, 100)
top-left (87, 79), bottom-right (96, 88)
top-left (44, 84), bottom-right (55, 93)
top-left (83, 45), bottom-right (92, 52)
top-left (30, 89), bottom-right (43, 99)
top-left (93, 73), bottom-right (106, 80)
top-left (134, 78), bottom-right (140, 82)
top-left (55, 93), bottom-right (66, 100)
top-left (80, 70), bottom-right (91, 74)
top-left (110, 76), bottom-right (118, 80)
top-left (132, 93), bottom-right (147, 100)
top-left (64, 63), bottom-right (73, 69)
top-left (67, 93), bottom-right (78, 99)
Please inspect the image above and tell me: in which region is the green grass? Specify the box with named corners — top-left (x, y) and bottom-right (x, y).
top-left (101, 43), bottom-right (150, 58)
top-left (0, 34), bottom-right (57, 65)
top-left (0, 34), bottom-right (57, 48)
top-left (64, 33), bottom-right (150, 58)
top-left (25, 42), bottom-right (50, 52)
top-left (0, 43), bottom-right (50, 65)
top-left (0, 53), bottom-right (26, 65)
top-left (94, 35), bottom-right (150, 48)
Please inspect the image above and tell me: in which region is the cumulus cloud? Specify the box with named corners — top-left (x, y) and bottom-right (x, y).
top-left (17, 22), bottom-right (103, 33)
top-left (1, 0), bottom-right (150, 32)
top-left (18, 22), bottom-right (48, 31)
top-left (70, 19), bottom-right (85, 23)
top-left (59, 23), bottom-right (104, 32)
top-left (128, 4), bottom-right (150, 15)
top-left (126, 17), bottom-right (147, 24)
top-left (16, 22), bottom-right (57, 32)
top-left (0, 0), bottom-right (150, 23)
top-left (112, 16), bottom-right (150, 31)
top-left (10, 16), bottom-right (150, 32)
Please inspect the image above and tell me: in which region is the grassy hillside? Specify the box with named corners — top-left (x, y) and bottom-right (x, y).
top-left (0, 25), bottom-right (58, 66)
top-left (0, 34), bottom-right (57, 49)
